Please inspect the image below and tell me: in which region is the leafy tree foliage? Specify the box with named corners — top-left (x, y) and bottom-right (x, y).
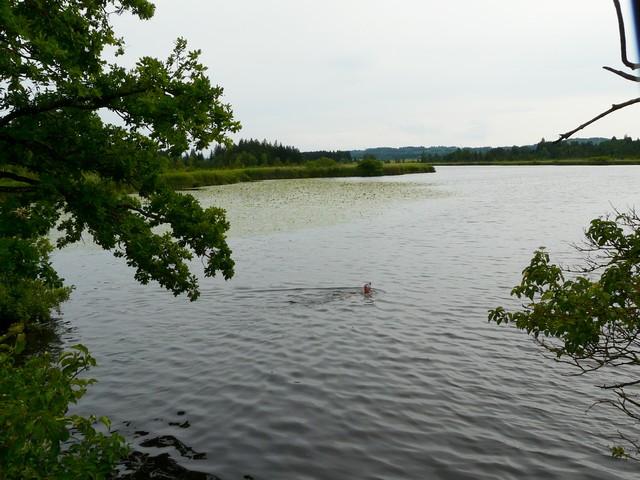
top-left (356, 157), bottom-right (384, 176)
top-left (489, 210), bottom-right (640, 457)
top-left (211, 138), bottom-right (302, 168)
top-left (0, 0), bottom-right (241, 322)
top-left (177, 144), bottom-right (354, 170)
top-left (0, 325), bottom-right (129, 479)
top-left (0, 231), bottom-right (71, 327)
top-left (1, 1), bottom-right (242, 477)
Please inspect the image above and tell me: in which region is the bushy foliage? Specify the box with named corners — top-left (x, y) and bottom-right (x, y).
top-left (0, 1), bottom-right (243, 477)
top-left (489, 210), bottom-right (640, 457)
top-left (0, 203), bottom-right (72, 328)
top-left (0, 181), bottom-right (72, 327)
top-left (1, 0), bottom-right (240, 306)
top-left (356, 158), bottom-right (384, 176)
top-left (0, 325), bottom-right (129, 479)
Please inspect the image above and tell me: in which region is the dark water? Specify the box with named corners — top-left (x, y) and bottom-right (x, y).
top-left (54, 166), bottom-right (640, 479)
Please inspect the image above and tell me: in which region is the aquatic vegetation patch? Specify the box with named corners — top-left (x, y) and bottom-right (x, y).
top-left (196, 177), bottom-right (444, 237)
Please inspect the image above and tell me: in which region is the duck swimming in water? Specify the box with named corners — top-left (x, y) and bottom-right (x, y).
top-left (363, 282), bottom-right (372, 295)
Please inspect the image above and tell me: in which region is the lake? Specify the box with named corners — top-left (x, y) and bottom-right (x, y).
top-left (53, 166), bottom-right (640, 479)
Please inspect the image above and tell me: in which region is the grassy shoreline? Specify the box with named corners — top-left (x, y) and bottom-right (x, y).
top-left (160, 163), bottom-right (436, 190)
top-left (7, 158), bottom-right (636, 192)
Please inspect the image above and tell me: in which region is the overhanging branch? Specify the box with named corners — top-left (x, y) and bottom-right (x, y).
top-left (0, 185), bottom-right (37, 193)
top-left (117, 202), bottom-right (163, 222)
top-left (613, 0), bottom-right (640, 70)
top-left (0, 170), bottom-right (39, 185)
top-left (554, 96), bottom-right (640, 142)
top-left (554, 1), bottom-right (640, 143)
top-left (0, 86), bottom-right (149, 128)
top-left (0, 171), bottom-right (39, 193)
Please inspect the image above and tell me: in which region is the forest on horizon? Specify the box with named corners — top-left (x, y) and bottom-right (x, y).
top-left (177, 136), bottom-right (640, 169)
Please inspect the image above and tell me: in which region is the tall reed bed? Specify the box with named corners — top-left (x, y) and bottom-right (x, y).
top-left (161, 163), bottom-right (435, 189)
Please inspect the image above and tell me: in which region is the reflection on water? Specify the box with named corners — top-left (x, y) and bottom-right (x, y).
top-left (53, 167), bottom-right (640, 479)
top-left (19, 317), bottom-right (75, 359)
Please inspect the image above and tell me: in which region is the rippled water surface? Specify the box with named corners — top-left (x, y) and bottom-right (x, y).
top-left (54, 166), bottom-right (640, 479)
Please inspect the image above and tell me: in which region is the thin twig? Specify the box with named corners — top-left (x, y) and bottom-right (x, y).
top-left (603, 66), bottom-right (640, 82)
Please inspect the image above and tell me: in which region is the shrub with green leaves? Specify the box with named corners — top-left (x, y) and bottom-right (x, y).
top-left (489, 210), bottom-right (640, 457)
top-left (0, 233), bottom-right (72, 329)
top-left (356, 158), bottom-right (384, 176)
top-left (0, 325), bottom-right (128, 479)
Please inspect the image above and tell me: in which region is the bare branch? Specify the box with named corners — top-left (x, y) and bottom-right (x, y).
top-left (612, 0), bottom-right (640, 70)
top-left (554, 2), bottom-right (640, 143)
top-left (601, 378), bottom-right (640, 390)
top-left (554, 97), bottom-right (640, 142)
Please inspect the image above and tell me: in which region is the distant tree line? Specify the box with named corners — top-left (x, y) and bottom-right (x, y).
top-left (171, 136), bottom-right (640, 169)
top-left (211, 139), bottom-right (303, 168)
top-left (301, 150), bottom-right (353, 163)
top-left (434, 136), bottom-right (640, 163)
top-left (173, 140), bottom-right (353, 169)
top-left (352, 146), bottom-right (458, 162)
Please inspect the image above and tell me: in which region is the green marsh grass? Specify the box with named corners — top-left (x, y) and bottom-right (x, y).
top-left (161, 163), bottom-right (436, 189)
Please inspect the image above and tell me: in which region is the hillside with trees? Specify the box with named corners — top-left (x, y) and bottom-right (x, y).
top-left (437, 136), bottom-right (640, 163)
top-left (351, 145), bottom-right (463, 161)
top-left (348, 137), bottom-right (640, 164)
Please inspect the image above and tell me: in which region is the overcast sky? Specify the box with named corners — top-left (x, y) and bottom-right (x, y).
top-left (112, 0), bottom-right (640, 151)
